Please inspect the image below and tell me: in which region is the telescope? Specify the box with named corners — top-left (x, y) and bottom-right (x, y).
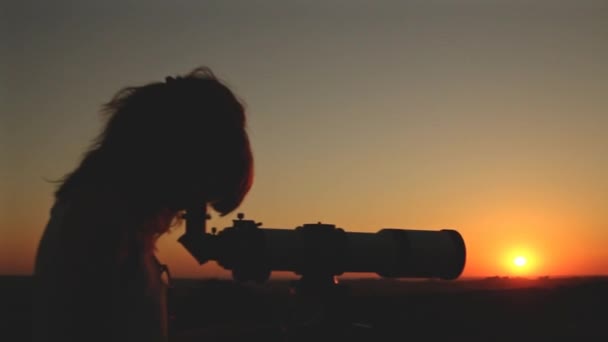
top-left (177, 207), bottom-right (466, 283)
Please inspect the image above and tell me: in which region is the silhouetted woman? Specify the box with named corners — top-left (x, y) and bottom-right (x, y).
top-left (32, 67), bottom-right (253, 342)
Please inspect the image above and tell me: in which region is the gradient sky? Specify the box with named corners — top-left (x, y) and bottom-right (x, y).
top-left (2, 0), bottom-right (607, 279)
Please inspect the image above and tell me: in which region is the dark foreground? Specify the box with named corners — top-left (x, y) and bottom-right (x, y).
top-left (4, 275), bottom-right (607, 341)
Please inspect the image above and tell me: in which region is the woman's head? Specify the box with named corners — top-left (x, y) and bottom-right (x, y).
top-left (55, 67), bottom-right (253, 220)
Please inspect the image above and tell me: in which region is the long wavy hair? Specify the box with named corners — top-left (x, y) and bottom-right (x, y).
top-left (53, 67), bottom-right (253, 231)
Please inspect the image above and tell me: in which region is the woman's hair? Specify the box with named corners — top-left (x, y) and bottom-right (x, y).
top-left (54, 67), bottom-right (253, 223)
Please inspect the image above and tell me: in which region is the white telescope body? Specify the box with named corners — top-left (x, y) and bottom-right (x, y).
top-left (178, 213), bottom-right (466, 282)
top-left (253, 227), bottom-right (465, 280)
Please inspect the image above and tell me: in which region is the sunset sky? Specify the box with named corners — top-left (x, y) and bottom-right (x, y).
top-left (2, 1), bottom-right (607, 279)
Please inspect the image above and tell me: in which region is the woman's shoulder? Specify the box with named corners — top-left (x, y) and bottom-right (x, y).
top-left (37, 190), bottom-right (132, 270)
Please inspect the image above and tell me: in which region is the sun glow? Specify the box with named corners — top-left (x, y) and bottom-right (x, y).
top-left (503, 247), bottom-right (540, 276)
top-left (513, 256), bottom-right (527, 267)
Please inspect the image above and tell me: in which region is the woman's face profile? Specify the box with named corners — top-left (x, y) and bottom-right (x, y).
top-left (167, 126), bottom-right (252, 216)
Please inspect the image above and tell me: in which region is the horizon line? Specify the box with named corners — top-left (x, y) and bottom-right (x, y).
top-left (3, 273), bottom-right (608, 280)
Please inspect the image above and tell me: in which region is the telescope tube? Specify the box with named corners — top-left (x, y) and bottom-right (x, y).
top-left (188, 218), bottom-right (466, 282)
top-left (245, 226), bottom-right (465, 280)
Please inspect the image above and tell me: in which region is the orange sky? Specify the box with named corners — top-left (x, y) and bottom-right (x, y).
top-left (2, 1), bottom-right (607, 279)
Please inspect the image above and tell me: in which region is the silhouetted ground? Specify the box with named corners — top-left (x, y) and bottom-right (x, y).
top-left (3, 275), bottom-right (607, 341)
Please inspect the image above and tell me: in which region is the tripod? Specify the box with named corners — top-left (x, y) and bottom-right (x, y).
top-left (280, 273), bottom-right (372, 342)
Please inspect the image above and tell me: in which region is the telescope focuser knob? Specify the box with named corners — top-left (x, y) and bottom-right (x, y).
top-left (234, 213), bottom-right (262, 227)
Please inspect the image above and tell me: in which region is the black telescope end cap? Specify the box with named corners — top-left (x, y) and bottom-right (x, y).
top-left (439, 229), bottom-right (466, 280)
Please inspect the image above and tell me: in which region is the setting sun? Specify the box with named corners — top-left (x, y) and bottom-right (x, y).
top-left (513, 256), bottom-right (527, 267)
top-left (502, 248), bottom-right (540, 276)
